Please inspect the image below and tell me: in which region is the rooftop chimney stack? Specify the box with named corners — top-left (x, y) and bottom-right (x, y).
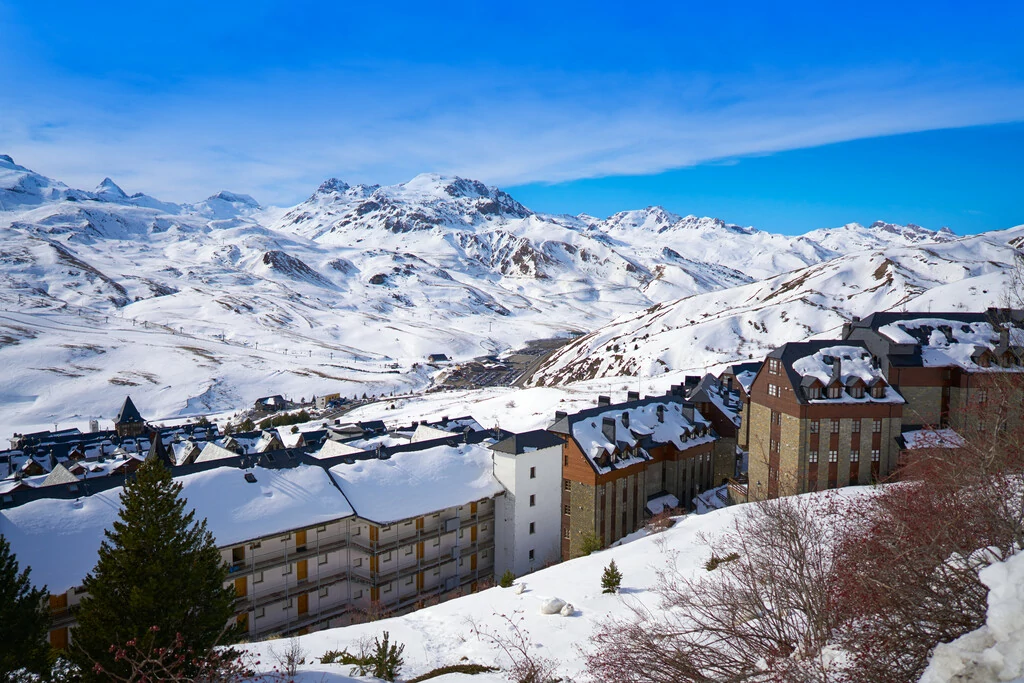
top-left (602, 417), bottom-right (616, 444)
top-left (598, 395), bottom-right (611, 407)
top-left (622, 411), bottom-right (630, 429)
top-left (657, 405), bottom-right (665, 423)
top-left (555, 410), bottom-right (567, 421)
top-left (627, 390), bottom-right (640, 402)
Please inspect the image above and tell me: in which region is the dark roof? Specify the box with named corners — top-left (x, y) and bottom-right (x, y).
top-left (145, 432), bottom-right (175, 468)
top-left (722, 361), bottom-right (761, 377)
top-left (358, 420), bottom-right (387, 433)
top-left (114, 396), bottom-right (145, 425)
top-left (765, 339), bottom-right (874, 405)
top-left (547, 394), bottom-right (688, 436)
top-left (491, 429), bottom-right (564, 455)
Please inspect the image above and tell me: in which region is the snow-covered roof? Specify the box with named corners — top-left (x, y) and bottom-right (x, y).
top-left (791, 345), bottom-right (904, 404)
top-left (900, 429), bottom-right (965, 450)
top-left (645, 493), bottom-right (679, 515)
top-left (0, 464), bottom-right (354, 594)
top-left (570, 401), bottom-right (714, 475)
top-left (878, 318), bottom-right (1024, 370)
top-left (194, 442), bottom-right (239, 463)
top-left (328, 442), bottom-right (503, 524)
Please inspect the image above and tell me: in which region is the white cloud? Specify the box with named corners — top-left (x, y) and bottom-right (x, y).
top-left (1, 62), bottom-right (1022, 205)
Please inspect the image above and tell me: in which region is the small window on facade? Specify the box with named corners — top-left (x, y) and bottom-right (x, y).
top-left (563, 479), bottom-right (571, 491)
top-left (383, 584), bottom-right (392, 593)
top-left (382, 551), bottom-right (392, 562)
top-left (319, 553), bottom-right (328, 565)
top-left (405, 546), bottom-right (413, 555)
top-left (810, 420), bottom-right (819, 433)
top-left (563, 528), bottom-right (570, 539)
top-left (529, 522), bottom-right (535, 535)
top-left (768, 384), bottom-right (780, 397)
top-left (872, 449), bottom-right (881, 462)
top-left (254, 571), bottom-right (263, 584)
top-left (317, 524), bottom-right (327, 533)
top-left (319, 586), bottom-right (329, 598)
top-left (406, 577), bottom-right (414, 586)
top-left (529, 494), bottom-right (536, 507)
top-left (829, 450), bottom-right (838, 463)
top-left (255, 607), bottom-right (265, 619)
top-left (828, 386), bottom-right (842, 399)
top-left (283, 564), bottom-right (292, 575)
top-left (809, 450), bottom-right (818, 463)
top-left (564, 454), bottom-right (568, 466)
top-left (563, 504), bottom-right (571, 515)
top-left (530, 466), bottom-right (536, 479)
top-left (852, 420), bottom-right (860, 433)
top-left (354, 589), bottom-right (363, 600)
top-left (872, 419), bottom-right (882, 433)
top-left (850, 451), bottom-right (859, 462)
top-left (529, 549), bottom-right (535, 560)
top-left (831, 419), bottom-right (840, 433)
top-left (354, 557), bottom-right (362, 567)
top-left (432, 539), bottom-right (439, 547)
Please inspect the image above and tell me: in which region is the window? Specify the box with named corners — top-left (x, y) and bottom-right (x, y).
top-left (810, 420), bottom-right (819, 433)
top-left (283, 564), bottom-right (292, 575)
top-left (281, 533), bottom-right (291, 541)
top-left (976, 389), bottom-right (988, 404)
top-left (403, 520), bottom-right (413, 527)
top-left (254, 571), bottom-right (264, 584)
top-left (405, 577), bottom-right (414, 586)
top-left (872, 419), bottom-right (882, 433)
top-left (530, 466), bottom-right (536, 479)
top-left (769, 358), bottom-right (781, 375)
top-left (829, 450), bottom-right (838, 463)
top-left (354, 526), bottom-right (362, 536)
top-left (563, 479), bottom-right (571, 491)
top-left (320, 587), bottom-right (329, 598)
top-left (809, 450), bottom-right (818, 463)
top-left (807, 386), bottom-right (821, 399)
top-left (382, 551), bottom-right (392, 562)
top-left (871, 385), bottom-right (886, 398)
top-left (405, 546), bottom-right (413, 555)
top-left (529, 522), bottom-right (535, 535)
top-left (768, 383), bottom-right (780, 397)
top-left (831, 419), bottom-right (840, 434)
top-left (383, 584), bottom-right (392, 594)
top-left (771, 410), bottom-right (781, 425)
top-left (871, 449), bottom-right (881, 462)
top-left (849, 386), bottom-right (864, 399)
top-left (354, 557), bottom-right (363, 567)
top-left (529, 494), bottom-right (536, 507)
top-left (432, 539), bottom-right (439, 547)
top-left (319, 553), bottom-right (328, 565)
top-left (770, 439), bottom-right (779, 453)
top-left (255, 607), bottom-right (265, 619)
top-left (852, 420), bottom-right (860, 433)
top-left (828, 386), bottom-right (842, 399)
top-left (564, 454), bottom-right (569, 466)
top-left (850, 451), bottom-right (859, 462)
top-left (354, 589), bottom-right (363, 600)
top-left (317, 524), bottom-right (327, 533)
top-left (382, 525), bottom-right (392, 533)
top-left (563, 504), bottom-right (571, 515)
top-left (529, 549), bottom-right (535, 561)
top-left (563, 528), bottom-right (570, 539)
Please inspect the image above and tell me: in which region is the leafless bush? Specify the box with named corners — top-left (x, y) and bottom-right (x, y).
top-left (587, 494), bottom-right (846, 682)
top-left (472, 611), bottom-right (562, 683)
top-left (269, 636), bottom-right (306, 679)
top-left (89, 626), bottom-right (255, 682)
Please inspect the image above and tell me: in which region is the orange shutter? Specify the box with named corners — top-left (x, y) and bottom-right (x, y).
top-left (470, 553), bottom-right (477, 571)
top-left (369, 526), bottom-right (379, 544)
top-left (416, 517), bottom-right (424, 530)
top-left (49, 627), bottom-right (69, 650)
top-left (297, 593), bottom-right (309, 615)
top-left (49, 593), bottom-right (68, 613)
top-left (234, 577), bottom-right (247, 598)
top-left (370, 555), bottom-right (379, 573)
top-left (295, 530), bottom-right (307, 548)
top-left (417, 541), bottom-right (424, 559)
top-left (297, 559), bottom-right (308, 582)
top-left (471, 525), bottom-right (478, 543)
top-left (470, 502), bottom-right (478, 515)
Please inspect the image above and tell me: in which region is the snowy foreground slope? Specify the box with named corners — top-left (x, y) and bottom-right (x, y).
top-left (240, 490), bottom-right (857, 682)
top-left (0, 153), bottom-right (1000, 436)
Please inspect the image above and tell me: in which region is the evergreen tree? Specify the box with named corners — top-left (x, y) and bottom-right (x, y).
top-left (601, 559), bottom-right (622, 594)
top-left (0, 535), bottom-right (51, 680)
top-left (71, 458), bottom-right (237, 680)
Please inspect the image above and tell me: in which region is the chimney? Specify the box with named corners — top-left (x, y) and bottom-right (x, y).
top-left (1000, 326), bottom-right (1010, 348)
top-left (627, 390), bottom-right (640, 402)
top-left (555, 410), bottom-right (567, 420)
top-left (601, 417), bottom-right (616, 444)
top-left (622, 412), bottom-right (630, 429)
top-left (598, 395), bottom-right (611, 407)
top-left (657, 405), bottom-right (665, 423)
top-left (830, 358), bottom-right (843, 385)
top-left (725, 376), bottom-right (733, 391)
top-left (685, 375), bottom-right (700, 389)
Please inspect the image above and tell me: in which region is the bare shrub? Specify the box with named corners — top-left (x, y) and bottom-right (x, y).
top-left (269, 636), bottom-right (306, 679)
top-left (587, 494), bottom-right (846, 682)
top-left (472, 611), bottom-right (562, 683)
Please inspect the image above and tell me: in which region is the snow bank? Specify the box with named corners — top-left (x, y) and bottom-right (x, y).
top-left (921, 550), bottom-right (1024, 682)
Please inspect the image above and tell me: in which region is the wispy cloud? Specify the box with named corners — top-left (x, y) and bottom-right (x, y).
top-left (2, 62), bottom-right (1023, 205)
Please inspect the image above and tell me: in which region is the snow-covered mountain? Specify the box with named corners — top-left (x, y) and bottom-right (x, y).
top-left (0, 153), bottom-right (1003, 435)
top-left (528, 227), bottom-right (1024, 386)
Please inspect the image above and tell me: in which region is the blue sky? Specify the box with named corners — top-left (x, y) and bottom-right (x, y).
top-left (1, 0), bottom-right (1022, 233)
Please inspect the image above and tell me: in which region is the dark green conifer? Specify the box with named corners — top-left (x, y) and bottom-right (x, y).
top-left (0, 535), bottom-right (51, 680)
top-left (71, 458), bottom-right (236, 680)
top-left (601, 559), bottom-right (623, 594)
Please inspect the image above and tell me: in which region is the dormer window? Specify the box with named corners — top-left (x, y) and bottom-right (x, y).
top-left (827, 386), bottom-right (842, 399)
top-left (848, 386), bottom-right (864, 399)
top-left (807, 387), bottom-right (821, 399)
top-left (870, 384), bottom-right (886, 398)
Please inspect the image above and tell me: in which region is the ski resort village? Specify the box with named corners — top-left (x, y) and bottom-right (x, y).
top-left (4, 128), bottom-right (1024, 681)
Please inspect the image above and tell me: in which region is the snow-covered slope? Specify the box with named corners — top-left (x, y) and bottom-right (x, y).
top-left (0, 154), bottom-right (1000, 436)
top-left (528, 227), bottom-right (1024, 385)
top-left (240, 488), bottom-right (870, 682)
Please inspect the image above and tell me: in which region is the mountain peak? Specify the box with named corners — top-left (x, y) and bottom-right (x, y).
top-left (0, 154), bottom-right (15, 166)
top-left (316, 178), bottom-right (351, 195)
top-left (95, 177), bottom-right (127, 197)
top-left (208, 190), bottom-right (260, 208)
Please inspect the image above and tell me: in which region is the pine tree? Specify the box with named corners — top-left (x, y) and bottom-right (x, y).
top-left (0, 535), bottom-right (51, 680)
top-left (601, 559), bottom-right (622, 594)
top-left (71, 458), bottom-right (237, 680)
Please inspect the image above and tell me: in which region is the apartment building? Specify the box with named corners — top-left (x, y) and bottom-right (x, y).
top-left (0, 431), bottom-right (509, 646)
top-left (548, 394), bottom-right (718, 559)
top-left (685, 374), bottom-right (745, 484)
top-left (490, 429), bottom-right (565, 577)
top-left (747, 340), bottom-right (905, 500)
top-left (842, 310), bottom-right (1024, 429)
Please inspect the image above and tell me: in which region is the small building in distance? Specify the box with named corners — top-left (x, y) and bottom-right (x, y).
top-left (114, 396), bottom-right (147, 438)
top-left (253, 395), bottom-right (286, 413)
top-left (427, 353), bottom-right (451, 363)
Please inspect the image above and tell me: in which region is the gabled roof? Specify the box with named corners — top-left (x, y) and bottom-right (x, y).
top-left (41, 463), bottom-right (79, 487)
top-left (145, 433), bottom-right (175, 468)
top-left (115, 396), bottom-right (145, 425)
